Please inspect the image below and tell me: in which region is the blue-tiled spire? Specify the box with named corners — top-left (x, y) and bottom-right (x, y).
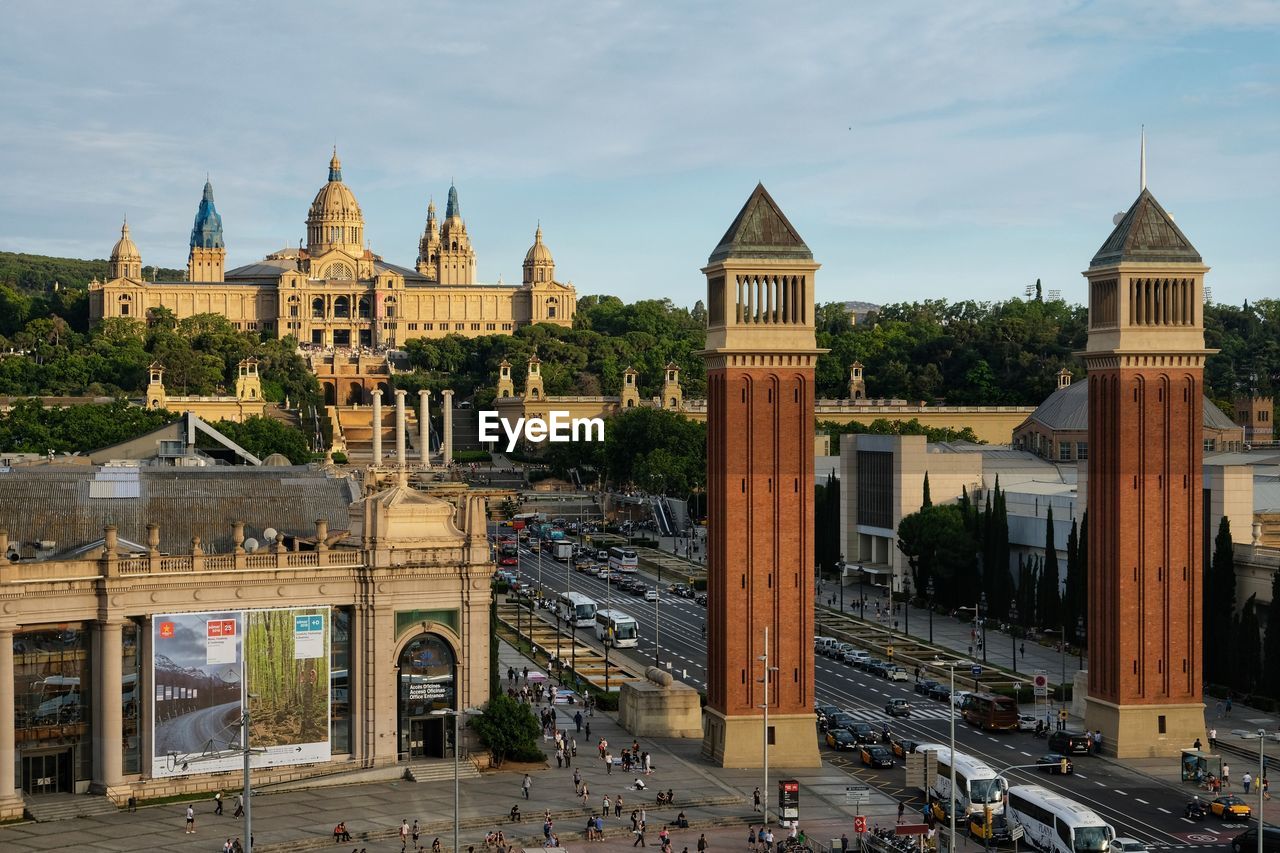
top-left (329, 148), bottom-right (342, 182)
top-left (189, 179), bottom-right (225, 249)
top-left (445, 183), bottom-right (460, 219)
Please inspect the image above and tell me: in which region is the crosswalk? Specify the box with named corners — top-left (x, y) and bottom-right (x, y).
top-left (834, 705), bottom-right (954, 723)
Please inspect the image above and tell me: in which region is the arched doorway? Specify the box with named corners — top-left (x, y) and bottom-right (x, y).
top-left (397, 633), bottom-right (456, 760)
top-left (346, 382), bottom-right (364, 406)
top-left (323, 382), bottom-right (336, 406)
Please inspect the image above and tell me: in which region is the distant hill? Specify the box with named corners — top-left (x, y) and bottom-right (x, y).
top-left (843, 300), bottom-right (880, 324)
top-left (0, 250), bottom-right (183, 293)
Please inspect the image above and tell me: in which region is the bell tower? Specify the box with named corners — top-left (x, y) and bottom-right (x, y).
top-left (848, 361), bottom-right (866, 400)
top-left (145, 362), bottom-right (168, 410)
top-left (620, 366), bottom-right (640, 409)
top-left (700, 184), bottom-right (823, 768)
top-left (1082, 176), bottom-right (1212, 757)
top-left (662, 362), bottom-right (683, 410)
top-left (525, 354), bottom-right (544, 401)
top-left (496, 359), bottom-right (515, 398)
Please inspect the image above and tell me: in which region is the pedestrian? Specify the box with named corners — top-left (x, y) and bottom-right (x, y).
top-left (604, 794), bottom-right (612, 815)
top-left (616, 795), bottom-right (624, 818)
top-left (606, 752), bottom-right (614, 775)
top-left (1194, 737), bottom-right (1202, 751)
top-left (644, 752), bottom-right (652, 775)
top-left (214, 790), bottom-right (224, 815)
top-left (400, 820), bottom-right (410, 851)
top-left (523, 666), bottom-right (529, 682)
top-left (764, 828), bottom-right (774, 852)
top-left (595, 815), bottom-right (605, 841)
top-left (634, 821), bottom-right (647, 847)
top-left (586, 721), bottom-right (592, 740)
top-left (1019, 642), bottom-right (1025, 659)
top-left (566, 749), bottom-right (572, 769)
top-left (752, 786), bottom-right (761, 812)
top-left (898, 801), bottom-right (905, 824)
top-left (575, 710), bottom-right (584, 732)
top-left (523, 774), bottom-right (532, 800)
top-left (841, 833), bottom-right (849, 853)
top-left (224, 838), bottom-right (233, 853)
top-left (697, 833), bottom-right (708, 853)
top-left (1226, 697), bottom-right (1234, 715)
top-left (1224, 763), bottom-right (1232, 788)
top-left (233, 793), bottom-right (244, 818)
top-left (1244, 772), bottom-right (1254, 794)
top-left (1215, 700), bottom-right (1225, 717)
top-left (557, 747), bottom-right (564, 768)
top-left (571, 738), bottom-right (578, 758)
top-left (582, 782), bottom-right (591, 807)
top-left (749, 826), bottom-right (758, 852)
top-left (1264, 778), bottom-right (1271, 801)
top-left (599, 738), bottom-right (608, 758)
top-left (574, 768), bottom-right (583, 794)
top-left (413, 819), bottom-right (421, 846)
top-left (1210, 728), bottom-right (1218, 750)
top-left (186, 804), bottom-right (196, 834)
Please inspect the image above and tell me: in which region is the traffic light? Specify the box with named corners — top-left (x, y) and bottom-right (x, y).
top-left (1060, 758), bottom-right (1069, 774)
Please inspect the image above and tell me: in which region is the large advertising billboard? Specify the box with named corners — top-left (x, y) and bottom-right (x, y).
top-left (152, 608), bottom-right (330, 777)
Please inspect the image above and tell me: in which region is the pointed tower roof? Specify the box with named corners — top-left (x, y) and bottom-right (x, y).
top-left (1090, 188), bottom-right (1201, 268)
top-left (708, 183), bottom-right (812, 263)
top-left (111, 219), bottom-right (141, 261)
top-left (445, 183), bottom-right (461, 220)
top-left (190, 179), bottom-right (225, 249)
top-left (329, 148), bottom-right (342, 182)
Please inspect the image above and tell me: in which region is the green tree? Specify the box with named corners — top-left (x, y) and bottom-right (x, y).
top-left (470, 694), bottom-right (543, 766)
top-left (208, 416), bottom-right (314, 464)
top-left (1234, 595), bottom-right (1262, 694)
top-left (922, 472), bottom-right (932, 508)
top-left (1262, 568), bottom-right (1280, 698)
top-left (1037, 507), bottom-right (1061, 629)
top-left (896, 504), bottom-right (974, 610)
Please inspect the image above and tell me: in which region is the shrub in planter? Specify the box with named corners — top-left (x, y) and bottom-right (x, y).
top-left (330, 451), bottom-right (348, 464)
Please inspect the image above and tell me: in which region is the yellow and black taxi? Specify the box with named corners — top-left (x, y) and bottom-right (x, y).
top-left (826, 728), bottom-right (858, 751)
top-left (968, 812), bottom-right (1012, 842)
top-left (1210, 796), bottom-right (1252, 820)
top-left (1036, 753), bottom-right (1074, 774)
top-left (890, 736), bottom-right (919, 759)
top-left (860, 743), bottom-right (895, 768)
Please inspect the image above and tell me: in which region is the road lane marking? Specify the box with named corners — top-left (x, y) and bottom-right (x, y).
top-left (1021, 751), bottom-right (1032, 757)
top-left (1158, 808), bottom-right (1171, 814)
top-left (1114, 789), bottom-right (1127, 795)
top-left (1135, 798), bottom-right (1149, 804)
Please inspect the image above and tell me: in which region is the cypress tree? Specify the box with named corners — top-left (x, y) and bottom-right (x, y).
top-left (1207, 517), bottom-right (1236, 686)
top-left (1077, 511), bottom-right (1088, 633)
top-left (1263, 567), bottom-right (1280, 698)
top-left (1038, 506), bottom-right (1061, 629)
top-left (992, 481), bottom-right (1013, 615)
top-left (923, 472), bottom-right (932, 508)
top-left (1235, 595), bottom-right (1262, 694)
top-left (1063, 517), bottom-right (1079, 631)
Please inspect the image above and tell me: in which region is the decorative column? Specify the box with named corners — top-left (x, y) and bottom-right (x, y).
top-left (371, 388), bottom-right (383, 466)
top-left (138, 617), bottom-right (153, 777)
top-left (394, 389), bottom-right (407, 469)
top-left (441, 389), bottom-right (454, 467)
top-left (92, 620), bottom-right (124, 795)
top-left (0, 625), bottom-right (21, 819)
top-left (418, 389), bottom-right (431, 466)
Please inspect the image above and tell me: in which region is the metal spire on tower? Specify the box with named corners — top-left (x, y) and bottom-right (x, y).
top-left (1140, 125), bottom-right (1147, 192)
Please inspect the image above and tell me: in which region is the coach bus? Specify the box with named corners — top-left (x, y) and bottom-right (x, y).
top-left (608, 547), bottom-right (639, 573)
top-left (557, 592), bottom-right (597, 628)
top-left (913, 743), bottom-right (1006, 817)
top-left (1005, 785), bottom-right (1114, 853)
top-left (961, 691), bottom-right (1019, 731)
top-left (594, 609), bottom-right (639, 648)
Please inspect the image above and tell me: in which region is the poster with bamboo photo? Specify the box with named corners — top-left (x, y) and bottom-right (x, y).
top-left (245, 608), bottom-right (330, 748)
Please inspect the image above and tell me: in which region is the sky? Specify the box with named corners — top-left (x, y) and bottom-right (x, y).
top-left (1, 1), bottom-right (1277, 309)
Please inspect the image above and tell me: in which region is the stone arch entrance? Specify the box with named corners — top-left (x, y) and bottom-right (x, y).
top-left (323, 381), bottom-right (336, 406)
top-left (346, 382), bottom-right (364, 406)
top-left (397, 633), bottom-right (457, 761)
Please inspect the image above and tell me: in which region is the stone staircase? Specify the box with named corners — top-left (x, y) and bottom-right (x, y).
top-left (336, 406), bottom-right (425, 465)
top-left (404, 757), bottom-right (482, 783)
top-left (24, 793), bottom-right (119, 822)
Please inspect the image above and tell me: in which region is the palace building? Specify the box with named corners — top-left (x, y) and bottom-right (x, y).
top-left (88, 152), bottom-right (576, 347)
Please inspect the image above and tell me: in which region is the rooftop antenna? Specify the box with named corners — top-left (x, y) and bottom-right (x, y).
top-left (1140, 125), bottom-right (1147, 192)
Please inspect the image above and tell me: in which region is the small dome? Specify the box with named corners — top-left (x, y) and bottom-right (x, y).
top-left (524, 224), bottom-right (554, 265)
top-left (309, 180), bottom-right (362, 221)
top-left (111, 220), bottom-right (141, 261)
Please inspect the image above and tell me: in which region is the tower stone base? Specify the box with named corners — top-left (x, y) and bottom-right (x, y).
top-left (1084, 695), bottom-right (1205, 759)
top-left (701, 708), bottom-right (822, 768)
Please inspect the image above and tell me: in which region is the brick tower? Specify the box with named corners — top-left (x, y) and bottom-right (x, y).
top-left (1082, 185), bottom-right (1212, 758)
top-left (700, 184), bottom-right (823, 768)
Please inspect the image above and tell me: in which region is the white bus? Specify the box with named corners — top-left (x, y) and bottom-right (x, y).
top-left (914, 743), bottom-right (1007, 817)
top-left (1005, 785), bottom-right (1114, 853)
top-left (557, 592), bottom-right (597, 628)
top-left (608, 547), bottom-right (639, 573)
top-left (594, 609), bottom-right (639, 648)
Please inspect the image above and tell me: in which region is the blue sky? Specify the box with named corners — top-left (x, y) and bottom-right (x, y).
top-left (1, 1), bottom-right (1276, 308)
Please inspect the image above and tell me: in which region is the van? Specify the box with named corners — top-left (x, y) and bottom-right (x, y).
top-left (843, 649), bottom-right (870, 665)
top-left (1047, 730), bottom-right (1093, 754)
top-left (814, 637), bottom-right (837, 655)
top-left (1231, 827), bottom-right (1280, 853)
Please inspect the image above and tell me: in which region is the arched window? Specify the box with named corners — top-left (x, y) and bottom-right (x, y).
top-left (501, 390), bottom-right (510, 398)
top-left (312, 297), bottom-right (325, 318)
top-left (333, 296), bottom-right (350, 318)
top-left (358, 296), bottom-right (371, 319)
top-left (385, 296), bottom-right (397, 319)
top-left (531, 388), bottom-right (540, 400)
top-left (324, 262), bottom-right (354, 281)
top-left (670, 397), bottom-right (678, 408)
top-left (626, 399), bottom-right (635, 408)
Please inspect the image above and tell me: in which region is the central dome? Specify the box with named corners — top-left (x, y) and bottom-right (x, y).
top-left (305, 150), bottom-right (365, 258)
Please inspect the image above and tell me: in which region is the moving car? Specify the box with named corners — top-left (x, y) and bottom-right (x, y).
top-left (597, 569), bottom-right (610, 579)
top-left (951, 691), bottom-right (970, 709)
top-left (644, 589), bottom-right (660, 602)
top-left (825, 712), bottom-right (859, 733)
top-left (1230, 827), bottom-right (1280, 853)
top-left (889, 736), bottom-right (918, 759)
top-left (500, 555), bottom-right (519, 566)
top-left (885, 698), bottom-right (912, 717)
top-left (1209, 796), bottom-right (1252, 820)
top-left (826, 729), bottom-right (858, 751)
top-left (968, 813), bottom-right (1012, 842)
top-left (1017, 714), bottom-right (1038, 731)
top-left (859, 744), bottom-right (894, 768)
top-left (928, 684), bottom-right (951, 702)
top-left (1036, 753), bottom-right (1074, 774)
top-left (1109, 839), bottom-right (1149, 853)
top-left (848, 722), bottom-right (878, 744)
top-left (915, 680), bottom-right (940, 696)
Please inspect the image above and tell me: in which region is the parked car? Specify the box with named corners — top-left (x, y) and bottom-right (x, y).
top-left (1036, 753), bottom-right (1074, 774)
top-left (1210, 796), bottom-right (1252, 820)
top-left (890, 737), bottom-right (918, 759)
top-left (860, 744), bottom-right (894, 768)
top-left (927, 684), bottom-right (951, 702)
top-left (968, 814), bottom-right (1012, 842)
top-left (951, 691), bottom-right (969, 709)
top-left (826, 729), bottom-right (858, 751)
top-left (887, 666), bottom-right (909, 681)
top-left (844, 649), bottom-right (871, 666)
top-left (915, 680), bottom-right (940, 696)
top-left (1017, 714), bottom-right (1038, 731)
top-left (885, 698), bottom-right (912, 717)
top-left (1230, 827), bottom-right (1280, 853)
top-left (1048, 730), bottom-right (1093, 755)
top-left (867, 660), bottom-right (890, 677)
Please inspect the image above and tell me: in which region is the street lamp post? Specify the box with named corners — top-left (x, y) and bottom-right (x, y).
top-left (1233, 728), bottom-right (1270, 853)
top-left (759, 627), bottom-right (778, 828)
top-left (902, 574), bottom-right (911, 637)
top-left (838, 553), bottom-right (845, 613)
top-left (1076, 616), bottom-right (1085, 670)
top-left (979, 592), bottom-right (988, 664)
top-left (1059, 620), bottom-right (1067, 705)
top-left (931, 657), bottom-right (961, 853)
top-left (859, 564), bottom-right (866, 619)
top-left (432, 707), bottom-right (482, 853)
top-left (926, 577), bottom-right (935, 644)
top-left (1009, 601), bottom-right (1019, 674)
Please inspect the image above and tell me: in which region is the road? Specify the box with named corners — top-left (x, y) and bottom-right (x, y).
top-left (154, 700), bottom-right (241, 758)
top-left (502, 533), bottom-right (1238, 851)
